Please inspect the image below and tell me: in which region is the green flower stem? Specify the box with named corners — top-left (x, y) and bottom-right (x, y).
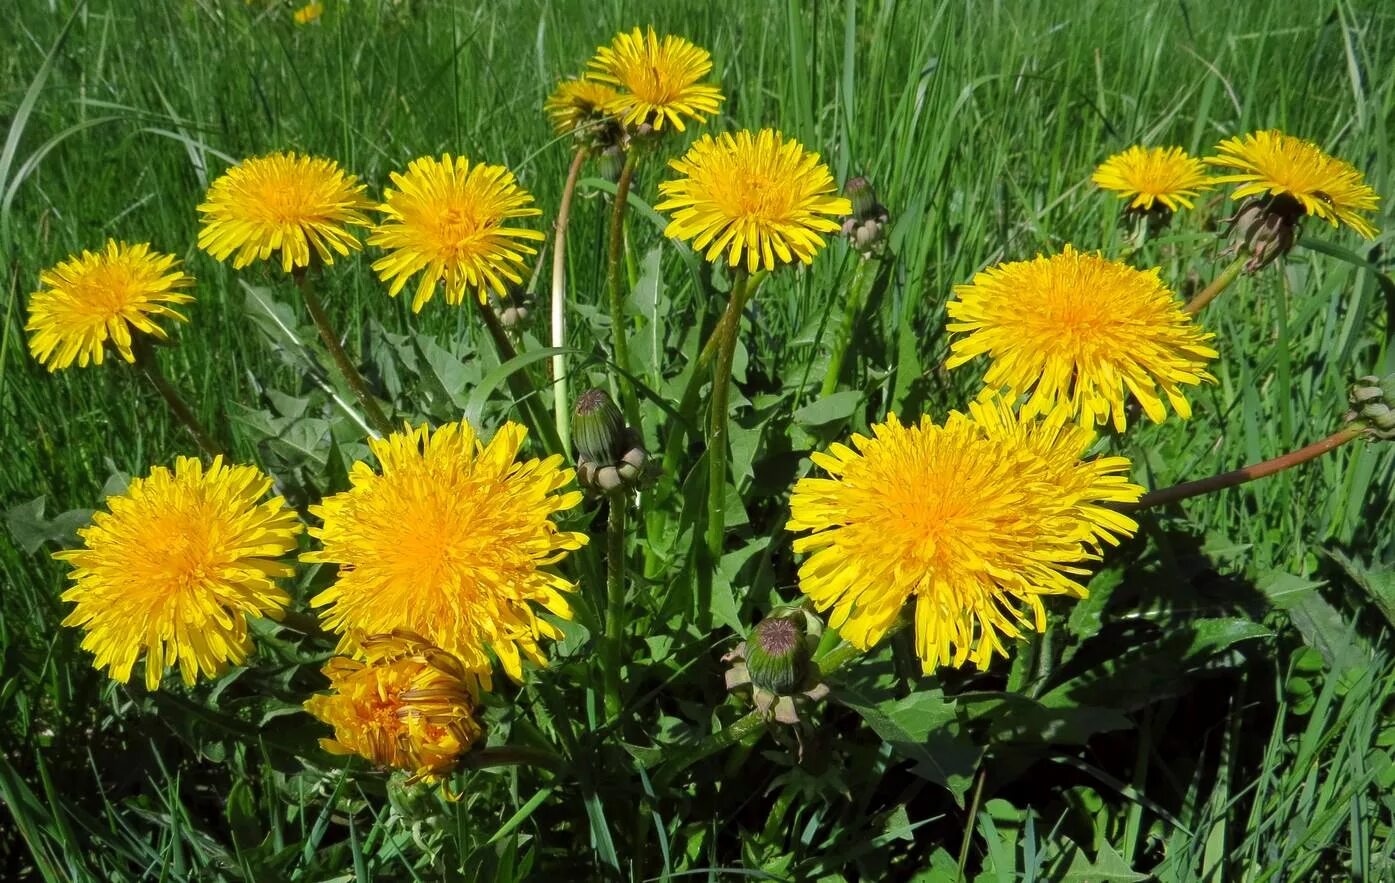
top-left (293, 268), bottom-right (393, 438)
top-left (471, 296), bottom-right (563, 454)
top-left (820, 257), bottom-right (877, 398)
top-left (705, 269), bottom-right (755, 565)
top-left (1127, 424), bottom-right (1365, 510)
top-left (133, 341), bottom-right (222, 458)
top-left (602, 491), bottom-right (627, 721)
top-left (551, 147), bottom-right (589, 454)
top-left (460, 745), bottom-right (565, 775)
top-left (607, 149), bottom-right (641, 429)
top-left (1183, 255), bottom-right (1247, 315)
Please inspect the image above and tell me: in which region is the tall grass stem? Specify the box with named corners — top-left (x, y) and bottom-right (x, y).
top-left (552, 147), bottom-right (588, 454)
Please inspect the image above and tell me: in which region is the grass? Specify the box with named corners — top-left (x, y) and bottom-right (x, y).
top-left (4, 0), bottom-right (1395, 880)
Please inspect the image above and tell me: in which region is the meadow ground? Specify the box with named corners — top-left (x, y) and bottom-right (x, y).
top-left (4, 0), bottom-right (1395, 880)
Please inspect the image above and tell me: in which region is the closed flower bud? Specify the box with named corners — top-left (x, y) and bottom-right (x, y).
top-left (1347, 374), bottom-right (1395, 439)
top-left (573, 388), bottom-right (627, 465)
top-left (745, 615), bottom-right (810, 695)
top-left (841, 175), bottom-right (890, 258)
top-left (844, 176), bottom-right (880, 223)
top-left (600, 145), bottom-right (625, 184)
top-left (1225, 194), bottom-right (1303, 272)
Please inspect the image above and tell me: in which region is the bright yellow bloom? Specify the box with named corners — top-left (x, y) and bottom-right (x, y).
top-left (197, 152), bottom-right (373, 273)
top-left (788, 395), bottom-right (1141, 672)
top-left (304, 631), bottom-right (484, 784)
top-left (586, 26), bottom-right (723, 132)
top-left (292, 1), bottom-right (323, 24)
top-left (1205, 130), bottom-right (1380, 239)
top-left (57, 457), bottom-right (301, 691)
top-left (1092, 145), bottom-right (1214, 212)
top-left (26, 241), bottom-right (193, 371)
top-left (544, 77), bottom-right (620, 135)
top-left (368, 155), bottom-right (545, 312)
top-left (306, 420), bottom-right (586, 683)
top-left (656, 129), bottom-right (852, 274)
top-left (945, 245), bottom-right (1217, 431)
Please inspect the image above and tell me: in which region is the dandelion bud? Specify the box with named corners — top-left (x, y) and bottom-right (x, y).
top-left (1225, 194), bottom-right (1303, 272)
top-left (572, 388), bottom-right (627, 465)
top-left (844, 176), bottom-right (879, 223)
top-left (572, 389), bottom-right (652, 493)
top-left (721, 605), bottom-right (830, 725)
top-left (745, 615), bottom-right (811, 695)
top-left (840, 175), bottom-right (890, 258)
top-left (600, 145), bottom-right (625, 184)
top-left (1347, 375), bottom-right (1395, 440)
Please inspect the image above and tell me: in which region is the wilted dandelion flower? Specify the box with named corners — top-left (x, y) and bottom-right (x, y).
top-left (586, 26), bottom-right (723, 132)
top-left (544, 77), bottom-right (620, 135)
top-left (788, 396), bottom-right (1141, 671)
top-left (368, 155), bottom-right (545, 312)
top-left (656, 129), bottom-right (852, 273)
top-left (57, 457), bottom-right (301, 691)
top-left (945, 245), bottom-right (1217, 431)
top-left (26, 241), bottom-right (193, 371)
top-left (304, 632), bottom-right (484, 784)
top-left (1092, 145), bottom-right (1214, 212)
top-left (306, 420), bottom-right (586, 683)
top-left (1206, 130), bottom-right (1380, 239)
top-left (292, 1), bottom-right (323, 24)
top-left (197, 152), bottom-right (373, 273)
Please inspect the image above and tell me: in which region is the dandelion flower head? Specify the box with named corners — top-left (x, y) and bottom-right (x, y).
top-left (1206, 130), bottom-right (1379, 239)
top-left (26, 240), bottom-right (193, 371)
top-left (197, 152), bottom-right (373, 273)
top-left (656, 129), bottom-right (852, 273)
top-left (369, 155), bottom-right (544, 312)
top-left (58, 456), bottom-right (301, 690)
top-left (587, 26), bottom-right (723, 132)
top-left (788, 395), bottom-right (1141, 672)
top-left (945, 245), bottom-right (1217, 431)
top-left (304, 631), bottom-right (484, 784)
top-left (1092, 145), bottom-right (1214, 212)
top-left (306, 420), bottom-right (586, 684)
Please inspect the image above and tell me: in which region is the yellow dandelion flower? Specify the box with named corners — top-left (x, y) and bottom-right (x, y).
top-left (945, 245), bottom-right (1217, 431)
top-left (788, 395), bottom-right (1141, 672)
top-left (305, 420), bottom-right (587, 683)
top-left (544, 77), bottom-right (620, 135)
top-left (1205, 130), bottom-right (1380, 239)
top-left (368, 155), bottom-right (545, 313)
top-left (26, 240), bottom-right (193, 372)
top-left (304, 631), bottom-right (484, 784)
top-left (292, 1), bottom-right (323, 24)
top-left (1091, 145), bottom-right (1215, 212)
top-left (586, 26), bottom-right (723, 132)
top-left (57, 456), bottom-right (302, 691)
top-left (197, 152), bottom-right (373, 273)
top-left (656, 129), bottom-right (852, 274)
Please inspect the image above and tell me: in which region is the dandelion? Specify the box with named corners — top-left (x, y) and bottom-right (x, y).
top-left (656, 129), bottom-right (852, 274)
top-left (304, 631), bottom-right (484, 784)
top-left (369, 155), bottom-right (545, 313)
top-left (544, 77), bottom-right (620, 136)
top-left (306, 420), bottom-right (587, 683)
top-left (945, 245), bottom-right (1217, 431)
top-left (292, 1), bottom-right (323, 24)
top-left (26, 241), bottom-right (193, 371)
top-left (1206, 130), bottom-right (1380, 239)
top-left (787, 395), bottom-right (1141, 672)
top-left (197, 152), bottom-right (373, 273)
top-left (586, 26), bottom-right (723, 132)
top-left (1092, 145), bottom-right (1215, 212)
top-left (57, 457), bottom-right (301, 691)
